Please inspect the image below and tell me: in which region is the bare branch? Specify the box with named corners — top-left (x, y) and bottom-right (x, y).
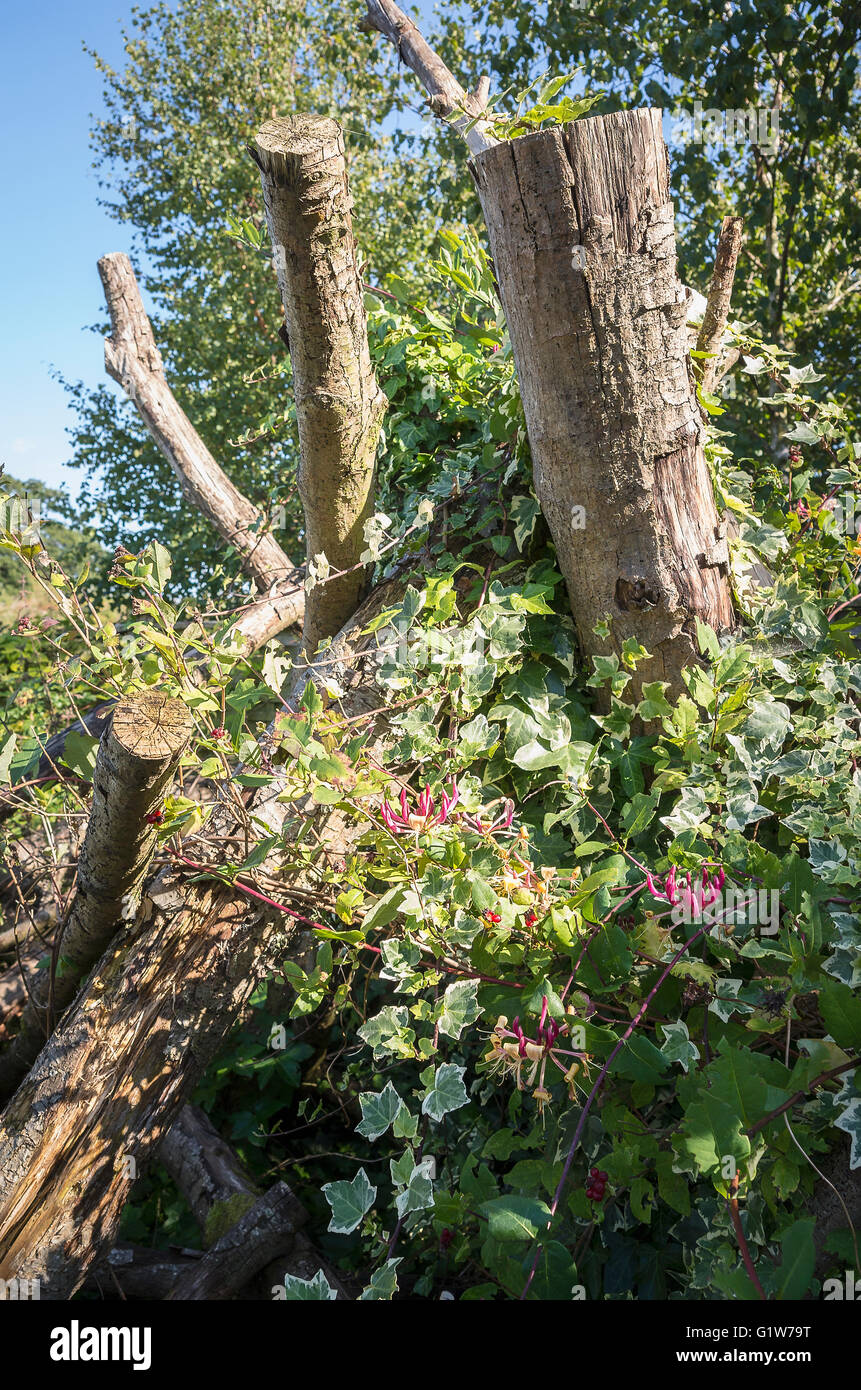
top-left (99, 253), bottom-right (300, 607)
top-left (696, 217), bottom-right (744, 396)
top-left (363, 0), bottom-right (498, 155)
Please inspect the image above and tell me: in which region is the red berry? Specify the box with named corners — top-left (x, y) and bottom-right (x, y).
top-left (590, 1167), bottom-right (599, 1177)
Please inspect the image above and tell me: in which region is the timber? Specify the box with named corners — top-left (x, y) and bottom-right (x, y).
top-left (99, 252), bottom-right (300, 606)
top-left (249, 116), bottom-right (387, 653)
top-left (697, 216), bottom-right (744, 396)
top-left (469, 112), bottom-right (736, 696)
top-left (0, 693), bottom-right (193, 1098)
top-left (364, 5), bottom-right (737, 697)
top-left (0, 569), bottom-right (406, 1299)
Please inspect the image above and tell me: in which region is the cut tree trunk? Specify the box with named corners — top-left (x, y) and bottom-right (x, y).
top-left (363, 5), bottom-right (735, 697)
top-left (249, 116), bottom-right (387, 654)
top-left (99, 252), bottom-right (299, 605)
top-left (469, 111), bottom-right (735, 696)
top-left (0, 694), bottom-right (193, 1099)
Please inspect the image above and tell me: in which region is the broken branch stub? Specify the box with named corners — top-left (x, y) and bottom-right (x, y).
top-left (98, 252), bottom-right (300, 607)
top-left (697, 216), bottom-right (744, 396)
top-left (249, 116), bottom-right (387, 654)
top-left (0, 692), bottom-right (192, 1097)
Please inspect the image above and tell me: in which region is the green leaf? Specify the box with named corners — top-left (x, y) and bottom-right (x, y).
top-left (819, 981), bottom-right (861, 1051)
top-left (282, 1269), bottom-right (338, 1300)
top-left (479, 1195), bottom-right (551, 1242)
top-left (435, 978), bottom-right (481, 1040)
top-left (357, 1005), bottom-right (415, 1060)
top-left (59, 730), bottom-right (100, 782)
top-left (775, 1219), bottom-right (816, 1299)
top-left (0, 733), bottom-right (17, 784)
top-left (655, 1151), bottom-right (690, 1217)
top-left (359, 1258), bottom-right (402, 1300)
top-left (420, 1062), bottom-right (469, 1121)
top-left (322, 1168), bottom-right (376, 1235)
top-left (356, 1081), bottom-right (402, 1141)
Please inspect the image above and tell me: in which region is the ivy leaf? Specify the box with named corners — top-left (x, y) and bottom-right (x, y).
top-left (322, 1168), bottom-right (376, 1235)
top-left (359, 1258), bottom-right (402, 1300)
top-left (659, 1020), bottom-right (700, 1074)
top-left (356, 1081), bottom-right (402, 1141)
top-left (510, 495), bottom-right (541, 550)
top-left (394, 1157), bottom-right (436, 1217)
top-left (420, 1062), bottom-right (469, 1121)
top-left (479, 1195), bottom-right (551, 1242)
top-left (435, 978), bottom-right (481, 1040)
top-left (282, 1270), bottom-right (338, 1300)
top-left (357, 1005), bottom-right (415, 1060)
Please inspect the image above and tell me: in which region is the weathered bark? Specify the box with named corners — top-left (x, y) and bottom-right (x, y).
top-left (469, 113), bottom-right (736, 695)
top-left (363, 0), bottom-right (496, 155)
top-left (159, 1103), bottom-right (349, 1298)
top-left (166, 1181), bottom-right (307, 1300)
top-left (697, 216), bottom-right (744, 396)
top-left (85, 1243), bottom-right (202, 1299)
top-left (99, 252), bottom-right (300, 604)
top-left (249, 116), bottom-right (387, 653)
top-left (0, 866), bottom-right (290, 1297)
top-left (364, 6), bottom-right (736, 696)
top-left (0, 572), bottom-right (404, 1299)
top-left (0, 695), bottom-right (192, 1099)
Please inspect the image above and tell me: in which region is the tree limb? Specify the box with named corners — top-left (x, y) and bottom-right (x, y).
top-left (249, 116), bottom-right (387, 653)
top-left (363, 0), bottom-right (497, 155)
top-left (99, 252), bottom-right (300, 606)
top-left (696, 217), bottom-right (744, 396)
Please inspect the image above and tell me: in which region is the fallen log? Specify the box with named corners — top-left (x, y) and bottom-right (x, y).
top-left (159, 1102), bottom-right (350, 1299)
top-left (0, 566), bottom-right (404, 1299)
top-left (0, 693), bottom-right (193, 1099)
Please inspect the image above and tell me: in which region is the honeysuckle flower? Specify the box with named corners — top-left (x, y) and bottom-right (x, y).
top-left (380, 781), bottom-right (459, 836)
top-left (483, 998), bottom-right (588, 1112)
top-left (462, 798), bottom-right (515, 836)
top-left (646, 863), bottom-right (725, 919)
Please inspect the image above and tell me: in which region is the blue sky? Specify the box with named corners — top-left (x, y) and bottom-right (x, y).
top-left (0, 1), bottom-right (147, 498)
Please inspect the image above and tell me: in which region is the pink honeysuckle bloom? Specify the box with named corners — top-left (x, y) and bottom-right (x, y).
top-left (463, 798), bottom-right (515, 836)
top-left (380, 781), bottom-right (459, 836)
top-left (646, 863), bottom-right (725, 919)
